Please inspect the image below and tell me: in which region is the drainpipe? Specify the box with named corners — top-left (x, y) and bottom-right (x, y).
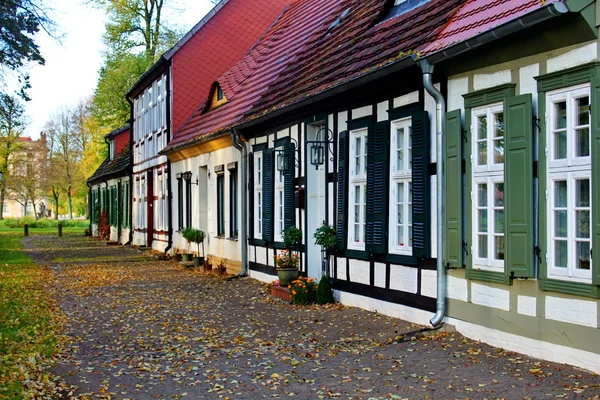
top-left (231, 128), bottom-right (248, 276)
top-left (164, 159), bottom-right (173, 255)
top-left (418, 58), bottom-right (446, 328)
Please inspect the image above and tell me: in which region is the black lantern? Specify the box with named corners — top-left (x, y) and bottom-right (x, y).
top-left (310, 144), bottom-right (325, 168)
top-left (277, 151), bottom-right (288, 172)
top-left (307, 127), bottom-right (334, 170)
top-left (273, 139), bottom-right (298, 172)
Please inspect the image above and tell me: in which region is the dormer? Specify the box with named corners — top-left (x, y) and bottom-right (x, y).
top-left (382, 0), bottom-right (432, 22)
top-left (203, 82), bottom-right (228, 113)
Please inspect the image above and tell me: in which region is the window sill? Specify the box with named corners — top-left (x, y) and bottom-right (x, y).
top-left (539, 277), bottom-right (599, 298)
top-left (227, 236), bottom-right (238, 241)
top-left (466, 268), bottom-right (511, 285)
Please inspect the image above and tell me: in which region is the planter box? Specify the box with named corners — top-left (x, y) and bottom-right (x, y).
top-left (271, 286), bottom-right (291, 302)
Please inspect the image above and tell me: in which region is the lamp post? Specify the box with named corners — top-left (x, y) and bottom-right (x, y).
top-left (273, 139), bottom-right (298, 173)
top-left (306, 127), bottom-right (334, 169)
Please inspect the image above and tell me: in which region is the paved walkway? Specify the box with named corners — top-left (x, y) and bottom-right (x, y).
top-left (24, 236), bottom-right (600, 399)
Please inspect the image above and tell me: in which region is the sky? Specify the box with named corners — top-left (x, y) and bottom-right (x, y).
top-left (22, 0), bottom-right (216, 140)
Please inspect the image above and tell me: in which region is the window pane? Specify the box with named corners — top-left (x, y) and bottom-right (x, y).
top-left (397, 128), bottom-right (404, 172)
top-left (576, 96), bottom-right (590, 126)
top-left (494, 138), bottom-right (504, 164)
top-left (555, 101), bottom-right (567, 129)
top-left (554, 181), bottom-right (567, 207)
top-left (554, 210), bottom-right (567, 237)
top-left (397, 225), bottom-right (404, 246)
top-left (494, 183), bottom-right (504, 206)
top-left (478, 184), bottom-right (487, 207)
top-left (576, 241), bottom-right (591, 270)
top-left (478, 116), bottom-right (487, 139)
top-left (478, 235), bottom-right (488, 258)
top-left (554, 240), bottom-right (568, 268)
top-left (397, 182), bottom-right (404, 203)
top-left (494, 236), bottom-right (504, 260)
top-left (554, 131), bottom-right (567, 159)
top-left (494, 210), bottom-right (504, 234)
top-left (576, 179), bottom-right (590, 207)
top-left (576, 211), bottom-right (590, 238)
top-left (478, 210), bottom-right (487, 233)
top-left (478, 141), bottom-right (487, 165)
top-left (576, 128), bottom-right (590, 157)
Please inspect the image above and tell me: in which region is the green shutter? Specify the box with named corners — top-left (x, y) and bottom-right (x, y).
top-left (412, 111), bottom-right (431, 259)
top-left (283, 142), bottom-right (295, 230)
top-left (445, 109), bottom-right (463, 268)
top-left (591, 77), bottom-right (600, 285)
top-left (366, 121), bottom-right (389, 255)
top-left (248, 153), bottom-right (254, 240)
top-left (337, 131), bottom-right (348, 250)
top-left (262, 148), bottom-right (274, 243)
top-left (504, 94), bottom-right (534, 278)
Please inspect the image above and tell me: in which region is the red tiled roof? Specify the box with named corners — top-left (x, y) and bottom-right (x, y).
top-left (170, 0), bottom-right (292, 134)
top-left (245, 0), bottom-right (562, 122)
top-left (166, 0), bottom-right (347, 151)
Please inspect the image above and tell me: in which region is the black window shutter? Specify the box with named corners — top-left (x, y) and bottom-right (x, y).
top-left (248, 152), bottom-right (254, 240)
top-left (283, 142), bottom-right (295, 230)
top-left (262, 148), bottom-right (274, 243)
top-left (366, 121), bottom-right (390, 255)
top-left (445, 109), bottom-right (463, 268)
top-left (412, 111), bottom-right (431, 259)
top-left (337, 130), bottom-right (348, 250)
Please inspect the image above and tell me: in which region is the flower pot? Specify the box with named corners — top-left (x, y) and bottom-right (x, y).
top-left (182, 253), bottom-right (192, 262)
top-left (172, 254), bottom-right (182, 262)
top-left (277, 268), bottom-right (299, 286)
top-left (193, 256), bottom-right (204, 268)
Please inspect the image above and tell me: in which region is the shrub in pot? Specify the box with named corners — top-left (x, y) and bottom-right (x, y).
top-left (189, 229), bottom-right (206, 267)
top-left (180, 227), bottom-right (194, 261)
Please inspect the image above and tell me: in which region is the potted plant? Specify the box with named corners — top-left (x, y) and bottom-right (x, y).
top-left (190, 229), bottom-right (206, 267)
top-left (180, 227), bottom-right (194, 261)
top-left (283, 226), bottom-right (302, 250)
top-left (216, 258), bottom-right (227, 275)
top-left (274, 249), bottom-right (299, 286)
top-left (314, 222), bottom-right (336, 275)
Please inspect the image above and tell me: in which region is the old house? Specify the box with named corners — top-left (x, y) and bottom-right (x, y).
top-left (126, 0), bottom-right (291, 252)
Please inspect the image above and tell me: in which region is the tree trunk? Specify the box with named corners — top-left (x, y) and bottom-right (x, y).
top-left (68, 192), bottom-right (73, 219)
top-left (0, 188), bottom-right (4, 220)
top-left (53, 193), bottom-right (59, 220)
top-left (33, 202), bottom-right (38, 220)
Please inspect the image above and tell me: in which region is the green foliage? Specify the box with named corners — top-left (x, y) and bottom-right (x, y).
top-left (91, 52), bottom-right (149, 128)
top-left (186, 228), bottom-right (206, 257)
top-left (0, 217), bottom-right (89, 229)
top-left (289, 276), bottom-right (317, 305)
top-left (316, 274), bottom-right (335, 304)
top-left (314, 223), bottom-right (336, 250)
top-left (283, 226), bottom-right (302, 249)
top-left (0, 0), bottom-right (54, 99)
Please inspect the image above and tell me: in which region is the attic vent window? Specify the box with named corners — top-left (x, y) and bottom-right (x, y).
top-left (327, 8), bottom-right (350, 32)
top-left (205, 82), bottom-right (228, 113)
top-left (217, 85), bottom-right (224, 101)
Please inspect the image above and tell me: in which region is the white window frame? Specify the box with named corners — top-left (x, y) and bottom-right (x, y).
top-left (254, 151), bottom-right (263, 239)
top-left (274, 147), bottom-right (285, 242)
top-left (389, 117), bottom-right (412, 255)
top-left (471, 103), bottom-right (505, 272)
top-left (347, 128), bottom-right (368, 250)
top-left (546, 84), bottom-right (592, 283)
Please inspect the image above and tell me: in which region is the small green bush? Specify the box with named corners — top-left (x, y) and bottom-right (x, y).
top-left (2, 217), bottom-right (89, 229)
top-left (316, 274), bottom-right (335, 304)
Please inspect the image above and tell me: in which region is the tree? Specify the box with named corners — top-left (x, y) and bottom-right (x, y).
top-left (92, 0), bottom-right (179, 63)
top-left (0, 0), bottom-right (55, 99)
top-left (0, 94), bottom-right (27, 219)
top-left (91, 52), bottom-right (148, 128)
top-left (6, 149), bottom-right (46, 219)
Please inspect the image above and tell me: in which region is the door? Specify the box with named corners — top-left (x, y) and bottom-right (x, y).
top-left (147, 169), bottom-right (154, 247)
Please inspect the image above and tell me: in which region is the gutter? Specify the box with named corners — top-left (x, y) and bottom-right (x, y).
top-left (417, 59), bottom-right (446, 328)
top-left (230, 128), bottom-right (248, 277)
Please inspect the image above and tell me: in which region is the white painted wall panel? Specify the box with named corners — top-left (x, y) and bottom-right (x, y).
top-left (424, 83), bottom-right (439, 162)
top-left (255, 246), bottom-right (267, 265)
top-left (547, 43), bottom-right (597, 73)
top-left (430, 176), bottom-right (437, 258)
top-left (248, 245), bottom-right (256, 263)
top-left (377, 101), bottom-right (388, 122)
top-left (518, 63), bottom-right (539, 110)
top-left (393, 91), bottom-right (419, 109)
top-left (420, 269), bottom-right (437, 298)
top-left (389, 265), bottom-right (418, 293)
top-left (337, 111), bottom-right (348, 132)
top-left (447, 77), bottom-right (468, 112)
top-left (349, 259), bottom-right (370, 285)
top-left (517, 295), bottom-right (536, 317)
top-left (374, 262), bottom-right (386, 288)
top-left (471, 282), bottom-right (510, 311)
top-left (336, 257), bottom-right (347, 280)
top-left (545, 296), bottom-right (598, 328)
top-left (352, 105), bottom-right (372, 119)
top-left (473, 70), bottom-right (511, 91)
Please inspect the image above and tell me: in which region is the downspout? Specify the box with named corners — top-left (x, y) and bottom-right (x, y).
top-left (418, 58), bottom-right (446, 328)
top-left (231, 128), bottom-right (248, 277)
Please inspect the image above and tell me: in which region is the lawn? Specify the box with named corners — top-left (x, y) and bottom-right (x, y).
top-left (0, 230), bottom-right (68, 398)
top-left (0, 218), bottom-right (89, 237)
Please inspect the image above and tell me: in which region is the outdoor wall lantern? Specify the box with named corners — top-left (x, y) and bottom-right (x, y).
top-left (307, 127), bottom-right (334, 170)
top-left (274, 138), bottom-right (298, 173)
top-left (181, 171), bottom-right (198, 185)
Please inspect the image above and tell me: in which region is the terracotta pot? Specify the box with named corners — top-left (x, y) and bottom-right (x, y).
top-left (277, 268), bottom-right (299, 286)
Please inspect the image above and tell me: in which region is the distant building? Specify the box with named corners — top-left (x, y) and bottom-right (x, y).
top-left (1, 135), bottom-right (48, 219)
